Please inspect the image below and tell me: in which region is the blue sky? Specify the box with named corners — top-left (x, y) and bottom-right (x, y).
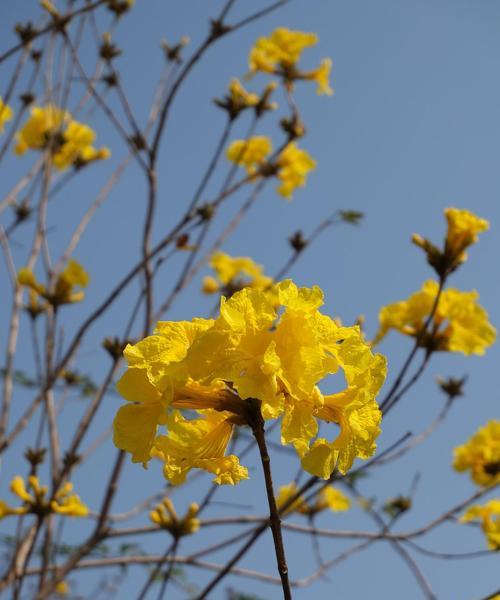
top-left (0, 1), bottom-right (499, 598)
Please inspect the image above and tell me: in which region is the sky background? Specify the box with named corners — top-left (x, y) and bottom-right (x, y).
top-left (0, 1), bottom-right (499, 598)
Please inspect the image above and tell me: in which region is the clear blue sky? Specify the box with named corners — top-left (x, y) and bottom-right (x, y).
top-left (0, 1), bottom-right (499, 598)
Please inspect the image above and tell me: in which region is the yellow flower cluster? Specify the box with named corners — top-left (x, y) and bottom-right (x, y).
top-left (460, 499), bottom-right (500, 551)
top-left (202, 251), bottom-right (275, 299)
top-left (15, 104), bottom-right (110, 170)
top-left (0, 97), bottom-right (13, 132)
top-left (226, 137), bottom-right (316, 199)
top-left (0, 476), bottom-right (88, 519)
top-left (18, 259), bottom-right (89, 307)
top-left (248, 28), bottom-right (333, 95)
top-left (276, 481), bottom-right (350, 516)
top-left (150, 497), bottom-right (200, 537)
top-left (412, 207), bottom-right (489, 276)
top-left (453, 421), bottom-right (500, 486)
top-left (374, 280), bottom-right (496, 355)
top-left (113, 280), bottom-right (387, 484)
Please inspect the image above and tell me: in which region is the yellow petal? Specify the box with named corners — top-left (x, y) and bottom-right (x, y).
top-left (113, 402), bottom-right (163, 464)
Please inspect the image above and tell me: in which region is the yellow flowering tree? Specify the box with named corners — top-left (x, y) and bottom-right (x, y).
top-left (0, 3), bottom-right (497, 600)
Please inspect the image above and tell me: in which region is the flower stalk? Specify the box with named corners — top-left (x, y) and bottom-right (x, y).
top-left (245, 398), bottom-right (292, 600)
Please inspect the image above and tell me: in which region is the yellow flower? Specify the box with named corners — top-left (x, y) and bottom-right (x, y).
top-left (18, 259), bottom-right (89, 306)
top-left (186, 287), bottom-right (283, 419)
top-left (202, 276), bottom-right (220, 295)
top-left (445, 208), bottom-right (489, 265)
top-left (453, 421), bottom-right (500, 486)
top-left (226, 136), bottom-right (272, 174)
top-left (113, 366), bottom-right (168, 464)
top-left (0, 500), bottom-right (29, 519)
top-left (249, 28), bottom-right (318, 73)
top-left (152, 410), bottom-right (248, 485)
top-left (460, 499), bottom-right (500, 550)
top-left (52, 259), bottom-right (90, 304)
top-left (15, 104), bottom-right (69, 155)
top-left (0, 98), bottom-right (13, 132)
top-left (302, 58), bottom-right (334, 95)
top-left (0, 476), bottom-right (88, 519)
top-left (113, 320), bottom-right (233, 464)
top-left (412, 208), bottom-right (488, 276)
top-left (214, 79), bottom-right (260, 120)
top-left (202, 251), bottom-right (275, 300)
top-left (227, 138), bottom-right (315, 199)
top-left (15, 105), bottom-right (109, 170)
top-left (50, 482), bottom-right (89, 517)
top-left (114, 280), bottom-right (386, 483)
top-left (374, 280), bottom-right (496, 355)
top-left (276, 482), bottom-right (350, 516)
top-left (274, 281), bottom-right (386, 477)
top-left (276, 143), bottom-right (316, 199)
top-left (150, 497), bottom-right (200, 536)
top-left (54, 120), bottom-right (110, 170)
top-left (248, 28), bottom-right (333, 95)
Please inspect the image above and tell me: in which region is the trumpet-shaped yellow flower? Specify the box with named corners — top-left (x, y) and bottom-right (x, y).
top-left (276, 143), bottom-right (316, 199)
top-left (374, 280), bottom-right (496, 355)
top-left (114, 280), bottom-right (386, 482)
top-left (0, 98), bottom-right (13, 132)
top-left (301, 342), bottom-right (385, 476)
top-left (302, 59), bottom-right (334, 95)
top-left (273, 280), bottom-right (386, 477)
top-left (412, 208), bottom-right (489, 276)
top-left (153, 410), bottom-right (248, 485)
top-left (113, 358), bottom-right (231, 465)
top-left (248, 28), bottom-right (333, 95)
top-left (0, 476), bottom-right (88, 519)
top-left (18, 259), bottom-right (89, 306)
top-left (445, 208), bottom-right (489, 265)
top-left (202, 251), bottom-right (275, 301)
top-left (150, 497), bottom-right (200, 536)
top-left (460, 499), bottom-right (500, 550)
top-left (276, 482), bottom-right (350, 516)
top-left (453, 421), bottom-right (500, 486)
top-left (226, 136), bottom-right (272, 175)
top-left (15, 105), bottom-right (109, 170)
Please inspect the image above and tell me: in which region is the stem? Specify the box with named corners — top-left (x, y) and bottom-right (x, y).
top-left (379, 275), bottom-right (446, 412)
top-left (246, 399), bottom-right (291, 600)
top-left (156, 538), bottom-right (179, 600)
top-left (136, 539), bottom-right (176, 600)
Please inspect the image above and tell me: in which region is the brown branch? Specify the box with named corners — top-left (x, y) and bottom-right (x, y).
top-left (245, 399), bottom-right (291, 599)
top-left (0, 0), bottom-right (107, 66)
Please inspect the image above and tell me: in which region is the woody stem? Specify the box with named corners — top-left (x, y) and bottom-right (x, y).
top-left (247, 399), bottom-right (292, 600)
